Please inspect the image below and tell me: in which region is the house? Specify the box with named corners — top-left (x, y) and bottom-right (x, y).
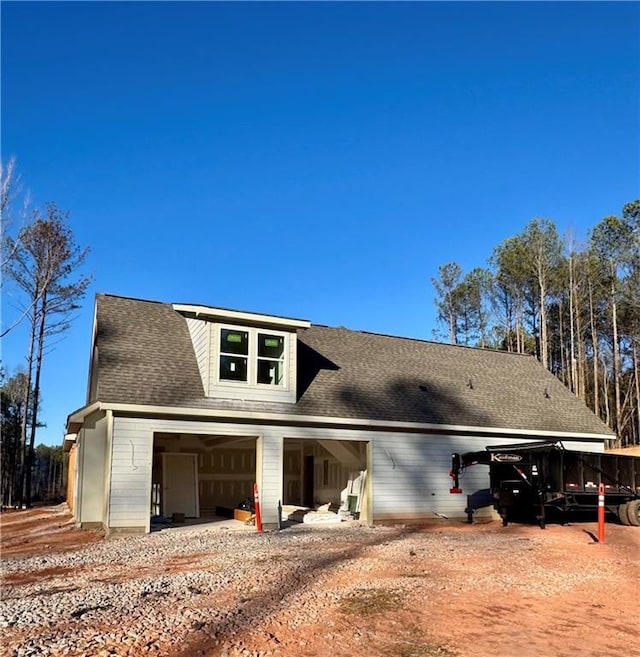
top-left (64, 293), bottom-right (614, 533)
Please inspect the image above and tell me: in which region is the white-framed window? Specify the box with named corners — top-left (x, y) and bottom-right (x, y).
top-left (217, 325), bottom-right (287, 388)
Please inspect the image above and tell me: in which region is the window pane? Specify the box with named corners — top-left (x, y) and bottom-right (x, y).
top-left (220, 355), bottom-right (248, 382)
top-left (258, 333), bottom-right (284, 359)
top-left (257, 359), bottom-right (284, 386)
top-left (220, 329), bottom-right (248, 355)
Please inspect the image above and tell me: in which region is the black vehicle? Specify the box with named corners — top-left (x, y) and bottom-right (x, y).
top-left (450, 441), bottom-right (640, 528)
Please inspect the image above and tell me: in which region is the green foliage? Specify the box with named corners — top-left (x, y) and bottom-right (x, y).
top-left (432, 262), bottom-right (463, 344)
top-left (2, 197), bottom-right (91, 506)
top-left (431, 199), bottom-right (640, 445)
top-left (31, 444), bottom-right (65, 503)
top-left (0, 370), bottom-right (28, 506)
top-left (0, 370), bottom-right (48, 506)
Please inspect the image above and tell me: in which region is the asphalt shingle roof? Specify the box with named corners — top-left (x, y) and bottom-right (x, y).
top-left (91, 293), bottom-right (613, 436)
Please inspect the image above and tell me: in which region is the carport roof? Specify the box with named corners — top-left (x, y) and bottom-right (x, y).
top-left (84, 293), bottom-right (614, 437)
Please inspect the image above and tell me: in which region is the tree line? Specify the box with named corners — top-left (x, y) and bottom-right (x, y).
top-left (1, 158), bottom-right (90, 507)
top-left (432, 200), bottom-right (640, 447)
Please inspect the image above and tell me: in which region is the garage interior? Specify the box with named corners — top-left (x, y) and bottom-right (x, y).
top-left (150, 433), bottom-right (368, 525)
top-left (282, 438), bottom-right (368, 522)
top-left (152, 432), bottom-right (258, 520)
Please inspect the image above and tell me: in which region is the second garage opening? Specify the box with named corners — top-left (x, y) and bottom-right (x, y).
top-left (282, 438), bottom-right (369, 523)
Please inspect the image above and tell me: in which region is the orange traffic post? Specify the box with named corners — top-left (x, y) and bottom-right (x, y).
top-left (597, 483), bottom-right (605, 544)
top-left (253, 482), bottom-right (263, 533)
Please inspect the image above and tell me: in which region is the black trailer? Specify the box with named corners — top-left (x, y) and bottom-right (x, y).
top-left (449, 441), bottom-right (640, 528)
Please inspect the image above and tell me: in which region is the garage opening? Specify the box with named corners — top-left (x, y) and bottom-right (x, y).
top-left (282, 438), bottom-right (369, 524)
top-left (151, 432), bottom-right (257, 526)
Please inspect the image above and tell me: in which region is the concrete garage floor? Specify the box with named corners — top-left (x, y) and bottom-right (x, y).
top-left (151, 514), bottom-right (256, 533)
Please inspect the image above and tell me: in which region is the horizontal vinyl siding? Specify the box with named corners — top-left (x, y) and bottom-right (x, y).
top-left (109, 418), bottom-right (154, 529)
top-left (372, 434), bottom-right (471, 520)
top-left (370, 434), bottom-right (602, 521)
top-left (185, 318), bottom-right (210, 393)
top-left (106, 414), bottom-right (606, 530)
top-left (258, 429), bottom-right (283, 526)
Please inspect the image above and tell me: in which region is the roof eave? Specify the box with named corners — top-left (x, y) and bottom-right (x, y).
top-left (66, 400), bottom-right (102, 433)
top-left (75, 401), bottom-right (614, 442)
top-left (172, 303), bottom-right (311, 329)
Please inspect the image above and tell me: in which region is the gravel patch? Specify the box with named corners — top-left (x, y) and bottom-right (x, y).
top-left (1, 520), bottom-right (634, 657)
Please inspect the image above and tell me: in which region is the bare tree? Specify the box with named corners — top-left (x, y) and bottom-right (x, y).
top-left (4, 203), bottom-right (91, 505)
top-left (2, 158), bottom-right (32, 325)
top-left (1, 158), bottom-right (20, 276)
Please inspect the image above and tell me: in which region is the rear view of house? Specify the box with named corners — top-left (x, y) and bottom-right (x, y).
top-left (64, 293), bottom-right (614, 533)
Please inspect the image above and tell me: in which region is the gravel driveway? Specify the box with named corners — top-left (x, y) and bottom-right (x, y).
top-left (2, 505), bottom-right (639, 657)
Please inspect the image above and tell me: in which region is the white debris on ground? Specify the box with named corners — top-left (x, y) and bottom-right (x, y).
top-left (301, 511), bottom-right (342, 524)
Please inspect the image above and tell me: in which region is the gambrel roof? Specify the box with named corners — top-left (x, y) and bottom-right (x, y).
top-left (87, 293), bottom-right (613, 437)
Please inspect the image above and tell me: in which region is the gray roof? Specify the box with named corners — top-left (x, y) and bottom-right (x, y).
top-left (90, 293), bottom-right (613, 436)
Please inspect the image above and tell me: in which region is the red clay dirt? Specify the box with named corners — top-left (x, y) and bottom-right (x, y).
top-left (1, 506), bottom-right (639, 657)
top-left (0, 505), bottom-right (103, 559)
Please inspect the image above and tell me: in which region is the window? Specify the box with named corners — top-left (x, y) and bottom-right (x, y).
top-left (218, 326), bottom-right (287, 388)
top-left (257, 333), bottom-right (285, 385)
top-left (219, 329), bottom-right (249, 382)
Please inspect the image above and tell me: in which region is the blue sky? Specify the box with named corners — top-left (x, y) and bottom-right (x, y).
top-left (2, 1), bottom-right (639, 446)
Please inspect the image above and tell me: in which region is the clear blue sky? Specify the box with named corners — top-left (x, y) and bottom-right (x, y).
top-left (2, 1), bottom-right (639, 446)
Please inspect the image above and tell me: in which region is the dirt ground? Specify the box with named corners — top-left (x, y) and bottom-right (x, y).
top-left (1, 506), bottom-right (639, 657)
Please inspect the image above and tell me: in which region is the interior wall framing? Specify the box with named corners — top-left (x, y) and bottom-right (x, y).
top-left (153, 432), bottom-right (257, 515)
top-left (110, 417), bottom-right (262, 532)
top-left (282, 437), bottom-right (368, 510)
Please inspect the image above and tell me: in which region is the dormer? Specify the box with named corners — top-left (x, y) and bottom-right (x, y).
top-left (173, 304), bottom-right (310, 404)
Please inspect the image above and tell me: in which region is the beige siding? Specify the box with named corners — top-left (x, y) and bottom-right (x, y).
top-left (257, 429), bottom-right (283, 527)
top-left (65, 445), bottom-right (77, 513)
top-left (103, 411), bottom-right (114, 529)
top-left (109, 418), bottom-right (154, 530)
top-left (288, 334), bottom-right (298, 401)
top-left (185, 317), bottom-right (210, 393)
top-left (185, 319), bottom-right (301, 404)
top-left (76, 410), bottom-right (108, 525)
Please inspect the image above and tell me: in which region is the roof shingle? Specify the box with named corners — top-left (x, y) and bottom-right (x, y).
top-left (91, 294), bottom-right (613, 436)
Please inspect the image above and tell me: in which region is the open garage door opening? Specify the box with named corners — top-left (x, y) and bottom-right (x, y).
top-left (151, 432), bottom-right (257, 527)
top-left (282, 438), bottom-right (369, 525)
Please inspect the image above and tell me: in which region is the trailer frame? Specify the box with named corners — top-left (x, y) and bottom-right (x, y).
top-left (450, 441), bottom-right (640, 528)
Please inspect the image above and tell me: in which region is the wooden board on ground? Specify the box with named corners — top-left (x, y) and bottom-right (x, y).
top-left (233, 509), bottom-right (253, 522)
